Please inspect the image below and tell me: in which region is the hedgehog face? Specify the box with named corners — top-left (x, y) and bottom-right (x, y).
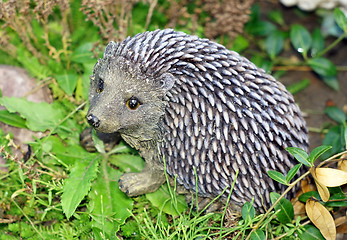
top-left (87, 56), bottom-right (174, 141)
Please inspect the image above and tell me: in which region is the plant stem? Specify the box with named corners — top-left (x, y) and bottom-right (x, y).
top-left (317, 31), bottom-right (347, 57)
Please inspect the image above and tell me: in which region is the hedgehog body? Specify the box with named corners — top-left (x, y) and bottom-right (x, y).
top-left (86, 29), bottom-right (309, 211)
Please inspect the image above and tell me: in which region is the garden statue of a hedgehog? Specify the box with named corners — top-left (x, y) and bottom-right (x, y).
top-left (85, 29), bottom-right (309, 212)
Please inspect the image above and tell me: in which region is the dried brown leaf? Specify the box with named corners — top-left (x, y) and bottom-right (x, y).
top-left (316, 168), bottom-right (347, 187)
top-left (338, 158), bottom-right (347, 172)
top-left (311, 168), bottom-right (330, 202)
top-left (306, 199), bottom-right (336, 240)
top-left (301, 177), bottom-right (316, 193)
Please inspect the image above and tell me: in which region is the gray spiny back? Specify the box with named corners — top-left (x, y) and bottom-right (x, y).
top-left (105, 29), bottom-right (309, 209)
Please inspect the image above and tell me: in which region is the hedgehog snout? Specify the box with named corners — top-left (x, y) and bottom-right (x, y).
top-left (87, 114), bottom-right (100, 128)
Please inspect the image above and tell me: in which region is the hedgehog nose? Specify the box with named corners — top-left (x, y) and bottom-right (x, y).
top-left (87, 114), bottom-right (100, 128)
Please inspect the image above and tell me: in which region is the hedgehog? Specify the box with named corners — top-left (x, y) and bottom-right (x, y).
top-left (85, 29), bottom-right (309, 212)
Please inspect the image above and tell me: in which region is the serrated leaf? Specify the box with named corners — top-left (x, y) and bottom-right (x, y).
top-left (250, 229), bottom-right (265, 240)
top-left (298, 225), bottom-right (325, 240)
top-left (70, 42), bottom-right (95, 63)
top-left (286, 147), bottom-right (311, 167)
top-left (265, 31), bottom-right (284, 58)
top-left (146, 184), bottom-right (187, 216)
top-left (0, 97), bottom-right (65, 132)
top-left (108, 154), bottom-right (145, 173)
top-left (309, 145), bottom-right (333, 164)
top-left (0, 110), bottom-right (27, 128)
top-left (315, 168), bottom-right (347, 187)
top-left (62, 156), bottom-right (100, 219)
top-left (267, 170), bottom-right (287, 185)
top-left (334, 8), bottom-right (347, 32)
top-left (308, 58), bottom-right (337, 77)
top-left (306, 199), bottom-right (336, 240)
top-left (88, 159), bottom-right (133, 236)
top-left (325, 106), bottom-right (346, 124)
top-left (270, 192), bottom-right (294, 224)
top-left (290, 24), bottom-right (312, 55)
top-left (91, 129), bottom-right (105, 154)
top-left (55, 73), bottom-right (79, 96)
top-left (286, 163), bottom-right (302, 183)
top-left (241, 202), bottom-right (255, 222)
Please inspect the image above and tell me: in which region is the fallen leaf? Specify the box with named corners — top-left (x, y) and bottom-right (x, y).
top-left (301, 177), bottom-right (316, 193)
top-left (338, 158), bottom-right (347, 172)
top-left (315, 168), bottom-right (347, 187)
top-left (306, 199), bottom-right (336, 240)
top-left (311, 168), bottom-right (330, 202)
top-left (335, 216), bottom-right (347, 227)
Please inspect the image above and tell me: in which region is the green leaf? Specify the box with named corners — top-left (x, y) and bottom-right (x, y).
top-left (241, 202), bottom-right (255, 221)
top-left (245, 20), bottom-right (276, 36)
top-left (0, 97), bottom-right (65, 132)
top-left (325, 106), bottom-right (346, 124)
top-left (268, 10), bottom-right (284, 25)
top-left (146, 184), bottom-right (187, 216)
top-left (109, 154), bottom-right (145, 173)
top-left (0, 110), bottom-right (27, 128)
top-left (270, 192), bottom-right (294, 224)
top-left (322, 76), bottom-right (339, 91)
top-left (267, 171), bottom-right (287, 185)
top-left (334, 8), bottom-right (347, 32)
top-left (290, 24), bottom-right (312, 55)
top-left (231, 35), bottom-right (249, 53)
top-left (298, 225), bottom-right (325, 240)
top-left (70, 42), bottom-right (96, 63)
top-left (286, 147), bottom-right (311, 167)
top-left (61, 156), bottom-right (100, 219)
top-left (250, 229), bottom-right (266, 240)
top-left (311, 29), bottom-right (325, 57)
top-left (287, 79), bottom-right (310, 95)
top-left (286, 164), bottom-right (302, 183)
top-left (309, 145), bottom-right (333, 163)
top-left (308, 58), bottom-right (337, 77)
top-left (88, 159), bottom-right (133, 236)
top-left (322, 125), bottom-right (345, 159)
top-left (55, 73), bottom-right (79, 96)
top-left (299, 191), bottom-right (321, 203)
top-left (91, 129), bottom-right (106, 154)
top-left (265, 31), bottom-right (284, 58)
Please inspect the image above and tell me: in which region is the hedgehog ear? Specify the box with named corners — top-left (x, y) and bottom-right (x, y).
top-left (159, 73), bottom-right (175, 91)
top-left (103, 41), bottom-right (119, 58)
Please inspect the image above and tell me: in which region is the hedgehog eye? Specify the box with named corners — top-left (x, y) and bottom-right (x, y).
top-left (96, 78), bottom-right (104, 93)
top-left (126, 97), bottom-right (141, 110)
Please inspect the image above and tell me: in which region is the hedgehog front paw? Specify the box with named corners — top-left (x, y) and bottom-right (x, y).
top-left (119, 171), bottom-right (165, 196)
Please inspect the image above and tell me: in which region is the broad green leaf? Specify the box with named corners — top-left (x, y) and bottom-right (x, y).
top-left (309, 145), bottom-right (333, 163)
top-left (146, 184), bottom-right (187, 216)
top-left (308, 58), bottom-right (337, 77)
top-left (88, 159), bottom-right (133, 236)
top-left (286, 147), bottom-right (311, 167)
top-left (61, 156), bottom-right (100, 219)
top-left (108, 154), bottom-right (145, 173)
top-left (0, 110), bottom-right (27, 128)
top-left (250, 229), bottom-right (266, 240)
top-left (322, 125), bottom-right (346, 159)
top-left (245, 20), bottom-right (276, 36)
top-left (290, 24), bottom-right (312, 55)
top-left (287, 79), bottom-right (310, 95)
top-left (311, 29), bottom-right (325, 57)
top-left (299, 191), bottom-right (321, 203)
top-left (325, 106), bottom-right (346, 124)
top-left (286, 163), bottom-right (302, 183)
top-left (298, 225), bottom-right (325, 240)
top-left (265, 31), bottom-right (284, 58)
top-left (55, 73), bottom-right (79, 96)
top-left (267, 170), bottom-right (287, 185)
top-left (325, 193), bottom-right (347, 207)
top-left (241, 202), bottom-right (255, 221)
top-left (0, 97), bottom-right (65, 132)
top-left (270, 192), bottom-right (294, 224)
top-left (322, 76), bottom-right (339, 91)
top-left (334, 8), bottom-right (347, 32)
top-left (70, 42), bottom-right (95, 63)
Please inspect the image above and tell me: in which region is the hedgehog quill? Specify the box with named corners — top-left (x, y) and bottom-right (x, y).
top-left (85, 29), bottom-right (309, 212)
